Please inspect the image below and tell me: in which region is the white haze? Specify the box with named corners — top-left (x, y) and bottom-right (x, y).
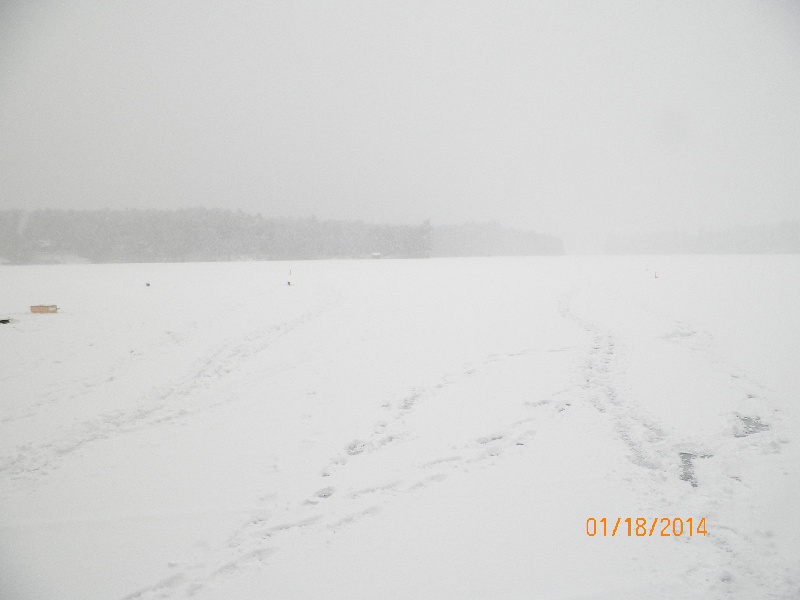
top-left (2, 1), bottom-right (800, 252)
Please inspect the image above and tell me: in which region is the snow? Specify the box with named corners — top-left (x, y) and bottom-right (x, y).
top-left (1, 256), bottom-right (798, 599)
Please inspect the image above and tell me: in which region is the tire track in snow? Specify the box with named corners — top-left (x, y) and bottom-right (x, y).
top-left (123, 285), bottom-right (796, 599)
top-left (560, 290), bottom-right (672, 473)
top-left (561, 288), bottom-right (797, 598)
top-left (319, 343), bottom-right (566, 481)
top-left (0, 293), bottom-right (341, 480)
top-left (121, 347), bottom-right (566, 599)
top-left (659, 318), bottom-right (796, 597)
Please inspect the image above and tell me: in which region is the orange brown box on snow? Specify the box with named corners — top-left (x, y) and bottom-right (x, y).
top-left (31, 305), bottom-right (58, 314)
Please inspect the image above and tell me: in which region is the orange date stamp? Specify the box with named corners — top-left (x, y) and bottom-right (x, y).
top-left (586, 517), bottom-right (708, 537)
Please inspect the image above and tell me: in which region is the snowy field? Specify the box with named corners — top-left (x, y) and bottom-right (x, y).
top-left (1, 256), bottom-right (799, 600)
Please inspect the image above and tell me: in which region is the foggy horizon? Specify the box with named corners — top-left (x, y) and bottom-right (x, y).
top-left (2, 1), bottom-right (800, 253)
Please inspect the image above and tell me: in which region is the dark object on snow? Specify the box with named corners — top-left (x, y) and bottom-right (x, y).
top-left (0, 319), bottom-right (10, 324)
top-left (145, 282), bottom-right (150, 287)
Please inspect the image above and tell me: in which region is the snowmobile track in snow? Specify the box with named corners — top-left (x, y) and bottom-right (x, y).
top-left (0, 295), bottom-right (341, 481)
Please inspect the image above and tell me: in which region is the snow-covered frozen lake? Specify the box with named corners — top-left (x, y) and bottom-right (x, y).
top-left (1, 256), bottom-right (799, 599)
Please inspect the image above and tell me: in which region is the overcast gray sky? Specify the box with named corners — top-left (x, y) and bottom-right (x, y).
top-left (2, 0), bottom-right (800, 251)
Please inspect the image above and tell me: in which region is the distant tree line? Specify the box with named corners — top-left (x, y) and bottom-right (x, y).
top-left (0, 209), bottom-right (563, 264)
top-left (605, 221), bottom-right (800, 254)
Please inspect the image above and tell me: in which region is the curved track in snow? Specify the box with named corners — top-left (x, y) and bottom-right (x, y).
top-left (1, 257), bottom-right (797, 600)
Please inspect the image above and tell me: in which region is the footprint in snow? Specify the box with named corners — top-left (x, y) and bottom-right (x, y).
top-left (315, 486), bottom-right (335, 499)
top-left (477, 433), bottom-right (504, 445)
top-left (734, 415), bottom-right (770, 438)
top-left (679, 452), bottom-right (712, 487)
top-left (409, 473), bottom-right (448, 490)
top-left (347, 440), bottom-right (366, 455)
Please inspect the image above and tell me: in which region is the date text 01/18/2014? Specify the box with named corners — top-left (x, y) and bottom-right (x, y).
top-left (586, 517), bottom-right (708, 537)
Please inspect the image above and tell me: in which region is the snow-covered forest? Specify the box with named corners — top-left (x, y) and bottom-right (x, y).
top-left (0, 210), bottom-right (563, 264)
